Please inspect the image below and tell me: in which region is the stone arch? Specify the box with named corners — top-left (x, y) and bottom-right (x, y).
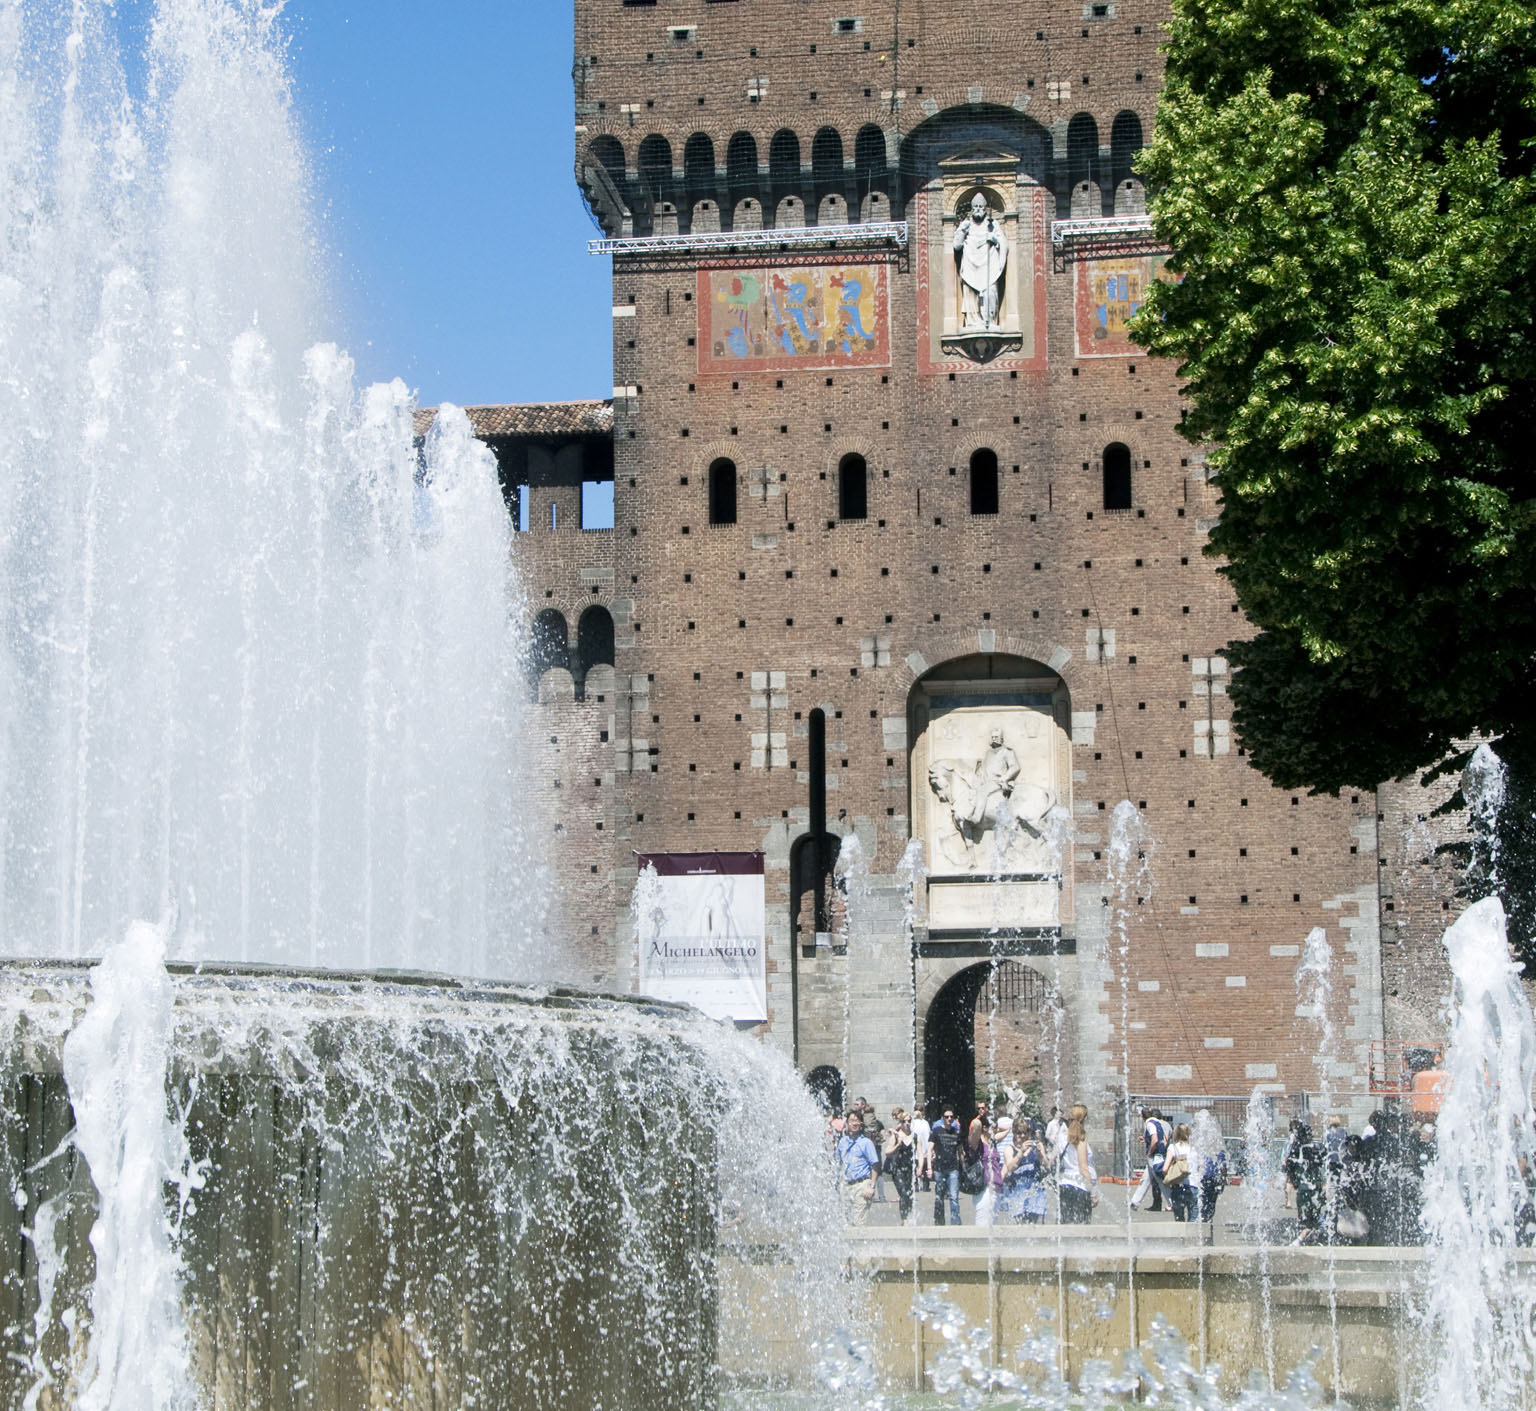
top-left (895, 103), bottom-right (1053, 192)
top-left (690, 198), bottom-right (721, 234)
top-left (893, 632), bottom-right (1076, 694)
top-left (918, 958), bottom-right (1076, 1119)
top-left (775, 194), bottom-right (806, 228)
top-left (1114, 179), bottom-right (1146, 216)
top-left (817, 192), bottom-right (848, 225)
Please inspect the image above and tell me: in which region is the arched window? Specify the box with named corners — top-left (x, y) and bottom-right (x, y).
top-left (853, 124), bottom-right (886, 181)
top-left (769, 129), bottom-right (801, 184)
top-left (528, 609), bottom-right (569, 692)
top-left (575, 605), bottom-right (615, 700)
top-left (838, 453), bottom-right (868, 520)
top-left (637, 134), bottom-right (672, 199)
top-left (588, 135), bottom-right (626, 182)
top-left (812, 126), bottom-right (844, 184)
top-left (970, 448), bottom-right (1000, 515)
top-left (1103, 442), bottom-right (1133, 509)
top-left (1066, 113), bottom-right (1100, 211)
top-left (1110, 110), bottom-right (1144, 192)
top-left (726, 131), bottom-right (758, 193)
top-left (708, 458), bottom-right (737, 525)
top-left (853, 124), bottom-right (886, 214)
top-left (683, 132), bottom-right (715, 187)
top-left (805, 1065), bottom-right (845, 1116)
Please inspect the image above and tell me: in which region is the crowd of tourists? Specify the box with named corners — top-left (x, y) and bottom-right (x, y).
top-left (1276, 1109), bottom-right (1454, 1246)
top-left (829, 1090), bottom-right (1535, 1245)
top-left (827, 1097), bottom-right (1103, 1226)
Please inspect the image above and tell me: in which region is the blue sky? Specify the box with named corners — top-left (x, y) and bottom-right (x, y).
top-left (284, 1), bottom-right (612, 409)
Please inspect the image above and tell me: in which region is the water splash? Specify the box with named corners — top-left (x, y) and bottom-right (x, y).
top-left (835, 831), bottom-right (871, 1096)
top-left (59, 924), bottom-right (200, 1411)
top-left (1293, 927), bottom-right (1341, 1393)
top-left (1417, 895), bottom-right (1536, 1409)
top-left (0, 0), bottom-right (527, 976)
top-left (1240, 1088), bottom-right (1278, 1390)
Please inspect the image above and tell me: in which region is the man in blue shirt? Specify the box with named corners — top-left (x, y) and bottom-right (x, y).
top-left (835, 1110), bottom-right (881, 1224)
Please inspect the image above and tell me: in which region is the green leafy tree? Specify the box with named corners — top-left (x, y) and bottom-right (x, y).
top-left (1134, 0), bottom-right (1536, 949)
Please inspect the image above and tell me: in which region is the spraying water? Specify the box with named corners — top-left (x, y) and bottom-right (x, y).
top-left (1241, 1087), bottom-right (1279, 1390)
top-left (1294, 926), bottom-right (1343, 1395)
top-left (0, 0), bottom-right (527, 975)
top-left (1417, 895), bottom-right (1536, 1408)
top-left (59, 923), bottom-right (200, 1411)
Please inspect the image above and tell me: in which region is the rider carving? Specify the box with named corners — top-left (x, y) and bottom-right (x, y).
top-left (966, 729), bottom-right (1019, 826)
top-left (927, 727), bottom-right (1054, 871)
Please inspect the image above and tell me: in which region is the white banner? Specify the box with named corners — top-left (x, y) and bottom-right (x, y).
top-left (635, 852), bottom-right (766, 1022)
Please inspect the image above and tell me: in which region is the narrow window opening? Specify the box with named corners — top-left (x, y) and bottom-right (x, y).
top-left (1102, 442), bottom-right (1133, 509)
top-left (708, 457), bottom-right (738, 524)
top-left (838, 452), bottom-right (868, 520)
top-left (969, 447), bottom-right (1000, 515)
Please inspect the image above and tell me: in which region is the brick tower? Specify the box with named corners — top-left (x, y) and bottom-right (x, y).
top-left (451, 0), bottom-right (1462, 1140)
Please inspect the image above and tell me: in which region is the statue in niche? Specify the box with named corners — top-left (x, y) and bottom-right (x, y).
top-left (928, 729), bottom-right (1056, 871)
top-left (953, 192), bottom-right (1009, 328)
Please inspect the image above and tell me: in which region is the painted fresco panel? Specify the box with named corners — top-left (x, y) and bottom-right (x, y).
top-left (697, 263), bottom-right (890, 373)
top-left (1073, 255), bottom-right (1170, 358)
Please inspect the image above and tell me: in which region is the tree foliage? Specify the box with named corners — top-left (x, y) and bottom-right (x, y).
top-left (1134, 0), bottom-right (1536, 942)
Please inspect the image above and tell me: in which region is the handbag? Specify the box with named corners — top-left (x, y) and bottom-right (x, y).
top-left (959, 1148), bottom-right (987, 1195)
top-left (1162, 1153), bottom-right (1191, 1187)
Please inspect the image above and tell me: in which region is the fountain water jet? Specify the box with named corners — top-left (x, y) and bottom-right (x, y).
top-left (0, 6), bottom-right (860, 1407)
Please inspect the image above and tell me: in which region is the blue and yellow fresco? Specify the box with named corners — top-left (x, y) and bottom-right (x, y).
top-left (699, 263), bottom-right (889, 373)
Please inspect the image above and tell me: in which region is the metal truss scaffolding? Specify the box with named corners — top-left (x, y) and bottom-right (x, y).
top-left (588, 220), bottom-right (909, 257)
top-left (1049, 214), bottom-right (1165, 269)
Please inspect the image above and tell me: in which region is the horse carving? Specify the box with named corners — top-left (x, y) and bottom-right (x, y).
top-left (927, 757), bottom-right (1056, 871)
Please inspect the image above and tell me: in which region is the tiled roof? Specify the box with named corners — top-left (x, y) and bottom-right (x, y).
top-left (413, 399), bottom-right (613, 441)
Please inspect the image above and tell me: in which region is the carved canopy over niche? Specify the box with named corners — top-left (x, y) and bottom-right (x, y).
top-left (915, 143), bottom-right (1050, 376)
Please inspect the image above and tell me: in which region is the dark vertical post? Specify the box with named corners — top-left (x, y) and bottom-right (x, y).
top-left (809, 709), bottom-right (827, 931)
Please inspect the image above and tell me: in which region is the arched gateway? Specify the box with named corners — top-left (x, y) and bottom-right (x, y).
top-left (909, 654), bottom-right (1082, 1118)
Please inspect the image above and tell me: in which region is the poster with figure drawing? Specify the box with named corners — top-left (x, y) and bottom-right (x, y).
top-left (635, 852), bottom-right (766, 1022)
top-left (1074, 255), bottom-right (1171, 358)
top-left (698, 264), bottom-right (889, 373)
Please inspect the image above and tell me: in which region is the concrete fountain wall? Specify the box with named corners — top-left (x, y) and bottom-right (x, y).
top-left (721, 1227), bottom-right (1536, 1407)
top-left (1, 964), bottom-right (720, 1411)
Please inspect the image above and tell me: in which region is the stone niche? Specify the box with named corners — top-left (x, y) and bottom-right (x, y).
top-left (909, 657), bottom-right (1072, 939)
